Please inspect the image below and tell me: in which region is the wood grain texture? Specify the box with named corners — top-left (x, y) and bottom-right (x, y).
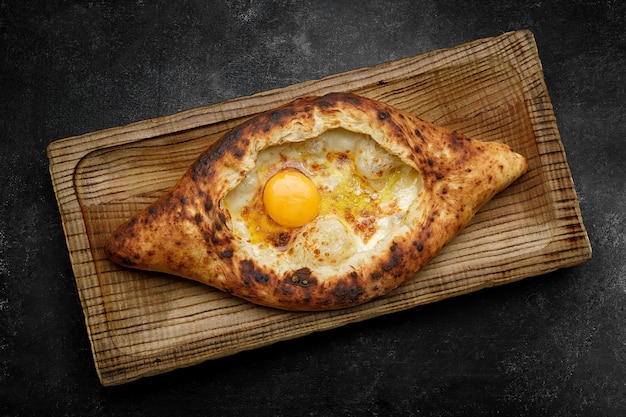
top-left (47, 30), bottom-right (591, 386)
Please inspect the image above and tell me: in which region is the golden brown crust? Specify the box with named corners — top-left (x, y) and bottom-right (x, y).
top-left (105, 92), bottom-right (527, 311)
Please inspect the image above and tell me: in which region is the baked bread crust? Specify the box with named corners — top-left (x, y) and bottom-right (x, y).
top-left (105, 92), bottom-right (528, 311)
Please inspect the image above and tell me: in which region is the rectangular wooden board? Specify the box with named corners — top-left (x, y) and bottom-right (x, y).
top-left (47, 30), bottom-right (591, 386)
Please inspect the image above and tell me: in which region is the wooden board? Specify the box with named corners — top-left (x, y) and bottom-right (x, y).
top-left (47, 30), bottom-right (591, 386)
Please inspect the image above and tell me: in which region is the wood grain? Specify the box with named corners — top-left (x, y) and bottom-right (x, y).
top-left (47, 30), bottom-right (591, 386)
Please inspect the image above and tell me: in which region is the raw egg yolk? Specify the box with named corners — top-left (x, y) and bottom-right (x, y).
top-left (263, 170), bottom-right (320, 228)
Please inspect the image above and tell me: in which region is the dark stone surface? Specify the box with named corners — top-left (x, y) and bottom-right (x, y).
top-left (1, 1), bottom-right (624, 416)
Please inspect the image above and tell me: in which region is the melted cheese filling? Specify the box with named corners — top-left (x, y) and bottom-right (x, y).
top-left (222, 128), bottom-right (423, 266)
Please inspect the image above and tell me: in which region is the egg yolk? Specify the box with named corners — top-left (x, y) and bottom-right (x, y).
top-left (263, 170), bottom-right (320, 228)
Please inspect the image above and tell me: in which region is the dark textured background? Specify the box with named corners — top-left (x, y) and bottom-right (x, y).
top-left (1, 1), bottom-right (625, 416)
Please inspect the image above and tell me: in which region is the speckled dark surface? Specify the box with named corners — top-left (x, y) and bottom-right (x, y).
top-left (1, 1), bottom-right (625, 416)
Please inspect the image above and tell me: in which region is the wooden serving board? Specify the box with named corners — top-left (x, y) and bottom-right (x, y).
top-left (47, 30), bottom-right (591, 386)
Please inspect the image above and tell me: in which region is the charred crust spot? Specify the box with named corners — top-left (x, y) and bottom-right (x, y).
top-left (122, 257), bottom-right (135, 266)
top-left (370, 271), bottom-right (382, 280)
top-left (318, 100), bottom-right (332, 108)
top-left (378, 110), bottom-right (390, 120)
top-left (342, 93), bottom-right (362, 106)
top-left (288, 268), bottom-right (314, 287)
top-left (350, 271), bottom-right (358, 279)
top-left (435, 173), bottom-right (444, 179)
top-left (233, 148), bottom-right (244, 159)
top-left (254, 274), bottom-right (270, 282)
top-left (231, 126), bottom-right (244, 140)
top-left (214, 222), bottom-right (222, 232)
top-left (180, 197), bottom-right (186, 205)
top-left (415, 128), bottom-right (425, 142)
top-left (427, 159), bottom-right (434, 166)
top-left (219, 248), bottom-right (233, 259)
top-left (382, 260), bottom-right (399, 273)
top-left (148, 206), bottom-right (157, 215)
top-left (239, 260), bottom-right (270, 284)
top-left (194, 213), bottom-right (202, 224)
top-left (442, 188), bottom-right (448, 194)
top-left (414, 145), bottom-right (421, 153)
top-left (415, 242), bottom-right (424, 252)
top-left (191, 162), bottom-right (202, 181)
top-left (331, 281), bottom-right (365, 303)
top-left (381, 243), bottom-right (403, 273)
top-left (218, 212), bottom-right (227, 224)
